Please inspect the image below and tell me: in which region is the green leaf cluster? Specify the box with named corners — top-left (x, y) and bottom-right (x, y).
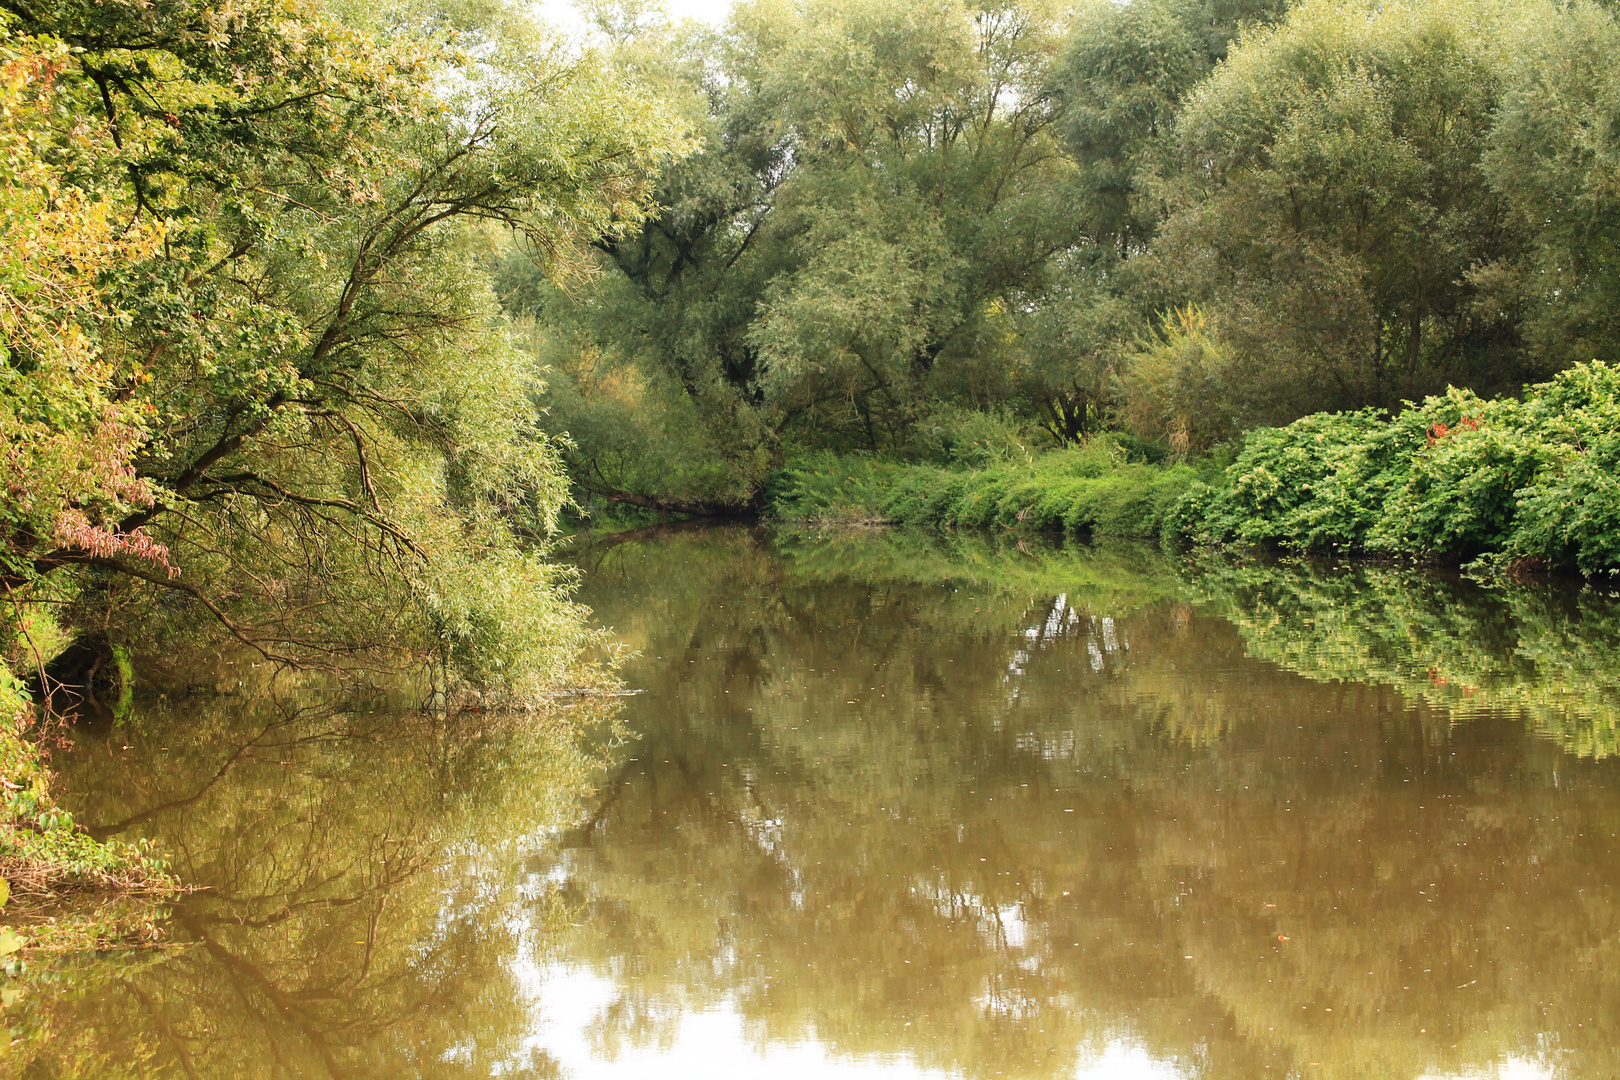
top-left (1175, 361), bottom-right (1620, 572)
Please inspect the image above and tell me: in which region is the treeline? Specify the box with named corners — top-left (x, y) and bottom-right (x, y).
top-left (510, 0), bottom-right (1620, 554)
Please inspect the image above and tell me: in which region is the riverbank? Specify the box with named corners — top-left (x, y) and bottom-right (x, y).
top-left (0, 685), bottom-right (177, 957)
top-left (766, 361), bottom-right (1620, 575)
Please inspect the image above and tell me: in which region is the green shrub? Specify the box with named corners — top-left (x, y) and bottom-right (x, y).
top-left (0, 668), bottom-right (174, 893)
top-left (1508, 433), bottom-right (1620, 573)
top-left (772, 365), bottom-right (1620, 570)
top-left (911, 404), bottom-right (1037, 468)
top-left (1176, 362), bottom-right (1620, 572)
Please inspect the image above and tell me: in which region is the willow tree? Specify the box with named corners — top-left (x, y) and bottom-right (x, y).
top-left (1149, 0), bottom-right (1534, 425)
top-left (0, 0), bottom-right (685, 694)
top-left (1482, 0), bottom-right (1620, 371)
top-left (1017, 0), bottom-right (1284, 445)
top-left (518, 0), bottom-right (1087, 507)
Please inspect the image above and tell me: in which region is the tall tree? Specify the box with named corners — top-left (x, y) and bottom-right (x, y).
top-left (0, 0), bottom-right (684, 691)
top-left (1482, 0), bottom-right (1620, 371)
top-left (1015, 0), bottom-right (1287, 446)
top-left (525, 0), bottom-right (1085, 506)
top-left (1150, 0), bottom-right (1533, 424)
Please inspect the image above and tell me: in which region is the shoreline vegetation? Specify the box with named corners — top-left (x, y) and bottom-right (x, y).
top-left (766, 362), bottom-right (1620, 578)
top-left (0, 679), bottom-right (177, 956)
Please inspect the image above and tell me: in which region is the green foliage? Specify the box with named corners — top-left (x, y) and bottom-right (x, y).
top-left (771, 437), bottom-right (1201, 540)
top-left (509, 0), bottom-right (1620, 520)
top-left (524, 318), bottom-right (774, 509)
top-left (910, 403), bottom-right (1037, 469)
top-left (1058, 0), bottom-right (1286, 256)
top-left (0, 0), bottom-right (688, 694)
top-left (1116, 306), bottom-right (1237, 455)
top-left (766, 451), bottom-right (909, 523)
top-left (1172, 406), bottom-right (1440, 551)
top-left (1176, 361), bottom-right (1620, 572)
top-left (1481, 0), bottom-right (1620, 370)
top-left (1155, 0), bottom-right (1534, 420)
top-left (0, 25), bottom-right (168, 582)
top-left (523, 0), bottom-right (1096, 504)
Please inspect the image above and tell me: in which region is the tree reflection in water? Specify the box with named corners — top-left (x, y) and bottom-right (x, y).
top-left (35, 525), bottom-right (1620, 1079)
top-left (37, 700), bottom-right (612, 1079)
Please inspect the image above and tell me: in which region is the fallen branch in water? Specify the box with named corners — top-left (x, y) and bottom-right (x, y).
top-left (537, 688), bottom-right (644, 699)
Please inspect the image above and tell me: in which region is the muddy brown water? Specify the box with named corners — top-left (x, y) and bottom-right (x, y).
top-left (30, 525), bottom-right (1620, 1079)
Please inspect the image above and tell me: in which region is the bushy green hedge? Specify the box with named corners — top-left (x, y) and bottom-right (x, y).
top-left (1172, 361), bottom-right (1620, 572)
top-left (771, 363), bottom-right (1620, 571)
top-left (770, 439), bottom-right (1203, 540)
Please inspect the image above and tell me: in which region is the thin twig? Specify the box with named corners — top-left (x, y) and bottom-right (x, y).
top-left (3, 582), bottom-right (53, 715)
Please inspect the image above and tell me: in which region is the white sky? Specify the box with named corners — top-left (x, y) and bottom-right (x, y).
top-left (657, 0), bottom-right (736, 22)
top-left (534, 0), bottom-right (738, 34)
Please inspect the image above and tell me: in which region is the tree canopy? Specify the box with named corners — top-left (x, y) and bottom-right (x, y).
top-left (0, 0), bottom-right (685, 696)
top-left (508, 0), bottom-right (1620, 514)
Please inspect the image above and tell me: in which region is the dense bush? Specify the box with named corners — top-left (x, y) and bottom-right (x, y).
top-left (773, 362), bottom-right (1620, 573)
top-left (1173, 362), bottom-right (1620, 572)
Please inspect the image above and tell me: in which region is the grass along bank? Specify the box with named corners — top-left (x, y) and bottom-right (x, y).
top-left (769, 438), bottom-right (1211, 542)
top-left (769, 362), bottom-right (1620, 575)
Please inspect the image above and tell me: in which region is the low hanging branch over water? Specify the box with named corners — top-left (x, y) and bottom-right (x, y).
top-left (1, 0), bottom-right (690, 697)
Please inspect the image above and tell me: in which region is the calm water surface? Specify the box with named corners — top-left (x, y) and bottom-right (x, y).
top-left (31, 525), bottom-right (1620, 1078)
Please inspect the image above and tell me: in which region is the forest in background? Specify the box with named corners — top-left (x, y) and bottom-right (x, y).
top-left (515, 0), bottom-right (1620, 570)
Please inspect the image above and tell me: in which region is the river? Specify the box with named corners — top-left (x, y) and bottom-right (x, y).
top-left (25, 524), bottom-right (1620, 1078)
